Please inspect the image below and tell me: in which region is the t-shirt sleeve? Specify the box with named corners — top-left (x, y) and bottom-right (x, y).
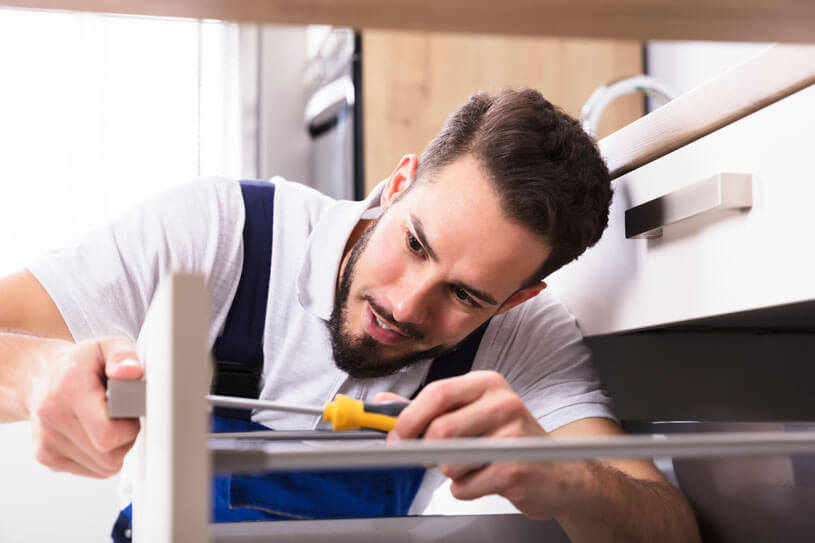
top-left (474, 290), bottom-right (616, 432)
top-left (28, 177), bottom-right (244, 346)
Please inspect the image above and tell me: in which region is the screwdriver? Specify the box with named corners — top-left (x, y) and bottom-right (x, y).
top-left (207, 394), bottom-right (408, 432)
top-left (105, 380), bottom-right (408, 432)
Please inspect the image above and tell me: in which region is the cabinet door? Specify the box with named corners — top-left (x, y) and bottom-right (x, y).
top-left (547, 84), bottom-right (815, 336)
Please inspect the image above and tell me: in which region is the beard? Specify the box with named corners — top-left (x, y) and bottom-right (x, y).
top-left (326, 217), bottom-right (457, 379)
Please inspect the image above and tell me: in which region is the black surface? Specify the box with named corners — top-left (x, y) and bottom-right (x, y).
top-left (352, 31), bottom-right (365, 201)
top-left (588, 329), bottom-right (815, 421)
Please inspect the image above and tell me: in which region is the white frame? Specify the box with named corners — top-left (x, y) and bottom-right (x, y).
top-left (133, 273), bottom-right (210, 542)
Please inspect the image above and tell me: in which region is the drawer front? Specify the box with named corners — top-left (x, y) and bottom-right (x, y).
top-left (547, 84), bottom-right (815, 336)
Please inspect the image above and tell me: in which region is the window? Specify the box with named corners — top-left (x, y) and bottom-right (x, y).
top-left (0, 9), bottom-right (242, 275)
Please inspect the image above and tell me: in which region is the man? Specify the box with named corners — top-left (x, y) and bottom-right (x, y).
top-left (0, 88), bottom-right (700, 540)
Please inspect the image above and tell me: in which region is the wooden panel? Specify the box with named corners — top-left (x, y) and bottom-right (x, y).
top-left (6, 0), bottom-right (815, 43)
top-left (363, 31), bottom-right (643, 192)
top-left (600, 44), bottom-right (815, 178)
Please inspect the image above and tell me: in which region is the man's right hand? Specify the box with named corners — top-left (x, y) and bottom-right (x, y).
top-left (25, 337), bottom-right (142, 478)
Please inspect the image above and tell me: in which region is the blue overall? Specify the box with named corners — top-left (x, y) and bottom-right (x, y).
top-left (111, 181), bottom-right (489, 541)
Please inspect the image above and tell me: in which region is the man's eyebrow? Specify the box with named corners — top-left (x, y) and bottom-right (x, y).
top-left (410, 214), bottom-right (499, 306)
top-left (410, 215), bottom-right (438, 261)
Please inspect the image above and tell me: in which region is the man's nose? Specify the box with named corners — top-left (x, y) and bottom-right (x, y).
top-left (391, 274), bottom-right (435, 326)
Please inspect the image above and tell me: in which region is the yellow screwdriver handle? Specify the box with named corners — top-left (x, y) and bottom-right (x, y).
top-left (322, 394), bottom-right (407, 432)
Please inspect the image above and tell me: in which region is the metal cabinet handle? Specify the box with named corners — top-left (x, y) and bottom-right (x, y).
top-left (625, 173), bottom-right (753, 239)
top-left (304, 74), bottom-right (355, 138)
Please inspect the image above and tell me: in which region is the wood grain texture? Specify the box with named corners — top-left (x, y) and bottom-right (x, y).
top-left (363, 32), bottom-right (643, 192)
top-left (5, 0), bottom-right (815, 43)
top-left (599, 44), bottom-right (815, 178)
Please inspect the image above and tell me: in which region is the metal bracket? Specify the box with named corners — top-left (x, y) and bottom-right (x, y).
top-left (107, 379), bottom-right (145, 418)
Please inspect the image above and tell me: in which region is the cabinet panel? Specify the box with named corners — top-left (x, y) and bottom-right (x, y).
top-left (363, 31), bottom-right (643, 193)
top-left (547, 84), bottom-right (815, 336)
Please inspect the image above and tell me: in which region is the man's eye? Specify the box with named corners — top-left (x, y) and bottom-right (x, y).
top-left (407, 232), bottom-right (423, 254)
top-left (453, 286), bottom-right (476, 306)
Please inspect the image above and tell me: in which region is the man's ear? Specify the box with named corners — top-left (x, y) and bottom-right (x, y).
top-left (381, 154), bottom-right (418, 210)
top-left (495, 281), bottom-right (547, 316)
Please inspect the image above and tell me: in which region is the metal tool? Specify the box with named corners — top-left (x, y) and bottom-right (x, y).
top-left (207, 393), bottom-right (408, 432)
top-left (206, 394), bottom-right (324, 416)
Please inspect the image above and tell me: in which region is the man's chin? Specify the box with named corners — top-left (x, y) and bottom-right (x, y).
top-left (331, 335), bottom-right (457, 379)
top-left (332, 348), bottom-right (420, 379)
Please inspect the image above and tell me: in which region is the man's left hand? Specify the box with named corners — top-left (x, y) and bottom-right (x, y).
top-left (376, 370), bottom-right (573, 520)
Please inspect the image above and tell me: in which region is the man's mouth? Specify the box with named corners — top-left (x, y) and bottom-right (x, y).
top-left (374, 313), bottom-right (396, 331)
top-left (363, 304), bottom-right (412, 345)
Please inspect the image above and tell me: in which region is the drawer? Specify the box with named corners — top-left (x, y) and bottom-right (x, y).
top-left (547, 83), bottom-right (815, 336)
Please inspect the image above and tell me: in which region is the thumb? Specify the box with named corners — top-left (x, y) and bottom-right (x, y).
top-left (98, 338), bottom-right (143, 380)
top-left (373, 391), bottom-right (409, 403)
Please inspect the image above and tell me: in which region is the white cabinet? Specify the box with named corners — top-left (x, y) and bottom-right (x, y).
top-left (547, 83), bottom-right (815, 336)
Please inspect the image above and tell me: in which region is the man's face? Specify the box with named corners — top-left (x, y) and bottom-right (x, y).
top-left (328, 154), bottom-right (550, 378)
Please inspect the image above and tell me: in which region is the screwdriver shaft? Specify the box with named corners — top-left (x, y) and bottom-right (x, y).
top-left (206, 394), bottom-right (324, 416)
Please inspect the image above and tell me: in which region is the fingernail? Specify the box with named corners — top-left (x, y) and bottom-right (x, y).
top-left (387, 430), bottom-right (402, 443)
top-left (118, 358), bottom-right (141, 368)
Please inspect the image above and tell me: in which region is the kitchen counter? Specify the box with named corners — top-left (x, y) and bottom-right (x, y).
top-left (4, 0), bottom-right (815, 43)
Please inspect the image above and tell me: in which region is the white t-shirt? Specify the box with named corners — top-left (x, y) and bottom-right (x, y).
top-left (29, 176), bottom-right (615, 513)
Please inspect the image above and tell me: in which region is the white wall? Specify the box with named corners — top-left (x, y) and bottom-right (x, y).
top-left (646, 40), bottom-right (771, 99)
top-left (0, 423), bottom-right (121, 542)
top-left (258, 25), bottom-right (312, 184)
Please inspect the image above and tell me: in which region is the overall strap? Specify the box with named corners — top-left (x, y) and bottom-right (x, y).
top-left (211, 180), bottom-right (276, 420)
top-left (411, 319), bottom-right (491, 399)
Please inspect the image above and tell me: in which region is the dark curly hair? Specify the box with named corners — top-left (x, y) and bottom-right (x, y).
top-left (414, 88), bottom-right (612, 285)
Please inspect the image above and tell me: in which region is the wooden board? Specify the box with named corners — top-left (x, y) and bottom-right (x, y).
top-left (363, 32), bottom-right (643, 192)
top-left (4, 0), bottom-right (815, 43)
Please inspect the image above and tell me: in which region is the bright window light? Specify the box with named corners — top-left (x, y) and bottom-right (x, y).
top-left (0, 9), bottom-right (242, 276)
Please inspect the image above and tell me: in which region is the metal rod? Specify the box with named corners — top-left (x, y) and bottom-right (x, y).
top-left (211, 430), bottom-right (385, 441)
top-left (206, 394), bottom-right (324, 415)
top-left (211, 431), bottom-right (815, 474)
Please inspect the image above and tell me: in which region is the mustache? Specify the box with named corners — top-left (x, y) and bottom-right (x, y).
top-left (365, 295), bottom-right (425, 340)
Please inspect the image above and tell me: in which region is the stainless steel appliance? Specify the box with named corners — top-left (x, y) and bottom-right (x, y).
top-left (303, 28), bottom-right (364, 201)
